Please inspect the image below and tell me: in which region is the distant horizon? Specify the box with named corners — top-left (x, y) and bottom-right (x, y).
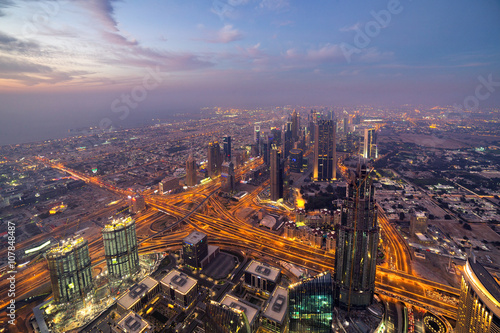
top-left (1, 0), bottom-right (499, 145)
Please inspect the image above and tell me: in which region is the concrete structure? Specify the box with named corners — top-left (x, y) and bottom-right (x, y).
top-left (456, 257), bottom-right (500, 333)
top-left (334, 165), bottom-right (378, 310)
top-left (182, 231), bottom-right (208, 269)
top-left (185, 154), bottom-right (197, 187)
top-left (160, 269), bottom-right (198, 309)
top-left (261, 286), bottom-right (288, 333)
top-left (159, 176), bottom-right (181, 193)
top-left (128, 194), bottom-right (145, 214)
top-left (291, 109), bottom-right (299, 141)
top-left (313, 120), bottom-right (337, 182)
top-left (103, 217), bottom-right (140, 279)
top-left (113, 311), bottom-right (150, 333)
top-left (410, 211), bottom-right (428, 237)
top-left (244, 260), bottom-right (281, 294)
top-left (221, 161), bottom-right (235, 193)
top-left (117, 276), bottom-right (159, 314)
top-left (46, 237), bottom-right (93, 304)
top-left (220, 295), bottom-right (260, 332)
top-left (284, 221), bottom-right (296, 239)
top-left (326, 231), bottom-right (336, 253)
top-left (205, 300), bottom-right (251, 333)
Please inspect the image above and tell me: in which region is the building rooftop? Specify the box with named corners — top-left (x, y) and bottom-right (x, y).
top-left (160, 269), bottom-right (197, 295)
top-left (117, 276), bottom-right (158, 310)
top-left (220, 295), bottom-right (259, 325)
top-left (47, 237), bottom-right (86, 256)
top-left (103, 216), bottom-right (134, 231)
top-left (262, 286), bottom-right (288, 324)
top-left (183, 231), bottom-right (207, 245)
top-left (244, 260), bottom-right (281, 282)
top-left (116, 311), bottom-right (150, 333)
top-left (468, 258), bottom-right (500, 305)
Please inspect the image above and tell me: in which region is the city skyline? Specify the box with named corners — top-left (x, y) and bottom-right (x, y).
top-left (1, 1), bottom-right (500, 145)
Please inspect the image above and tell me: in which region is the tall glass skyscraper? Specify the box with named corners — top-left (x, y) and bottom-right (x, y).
top-left (47, 237), bottom-right (93, 304)
top-left (102, 216), bottom-right (140, 279)
top-left (334, 165), bottom-right (378, 310)
top-left (313, 119), bottom-right (336, 182)
top-left (288, 272), bottom-right (333, 333)
top-left (205, 301), bottom-right (251, 333)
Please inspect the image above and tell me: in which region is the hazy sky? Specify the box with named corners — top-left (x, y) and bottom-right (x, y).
top-left (0, 0), bottom-right (499, 144)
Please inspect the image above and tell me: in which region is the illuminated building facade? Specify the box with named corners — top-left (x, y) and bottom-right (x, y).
top-left (288, 272), bottom-right (333, 333)
top-left (182, 231), bottom-right (208, 269)
top-left (208, 139), bottom-right (222, 177)
top-left (205, 301), bottom-right (251, 333)
top-left (223, 135), bottom-right (231, 162)
top-left (289, 148), bottom-right (303, 173)
top-left (103, 217), bottom-right (140, 279)
top-left (185, 154), bottom-right (197, 187)
top-left (270, 147), bottom-right (283, 201)
top-left (291, 109), bottom-right (299, 141)
top-left (456, 257), bottom-right (500, 333)
top-left (47, 237), bottom-right (93, 304)
top-left (363, 128), bottom-right (377, 159)
top-left (334, 165), bottom-right (378, 310)
top-left (410, 211), bottom-right (428, 237)
top-left (283, 121), bottom-right (293, 158)
top-left (244, 260), bottom-right (281, 295)
top-left (313, 120), bottom-right (336, 182)
top-left (221, 161), bottom-right (235, 193)
top-left (128, 194), bottom-right (145, 214)
top-left (160, 269), bottom-right (198, 309)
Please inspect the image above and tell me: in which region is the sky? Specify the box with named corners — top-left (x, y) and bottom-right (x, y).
top-left (0, 0), bottom-right (499, 145)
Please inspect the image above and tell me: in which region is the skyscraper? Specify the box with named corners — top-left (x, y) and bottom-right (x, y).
top-left (289, 148), bottom-right (303, 173)
top-left (313, 120), bottom-right (336, 182)
top-left (186, 154), bottom-right (197, 187)
top-left (283, 121), bottom-right (293, 159)
top-left (456, 257), bottom-right (500, 333)
top-left (270, 147), bottom-right (283, 201)
top-left (223, 135), bottom-right (231, 162)
top-left (334, 165), bottom-right (378, 310)
top-left (288, 272), bottom-right (333, 333)
top-left (103, 216), bottom-right (140, 279)
top-left (182, 231), bottom-right (208, 269)
top-left (291, 109), bottom-right (299, 141)
top-left (47, 237), bottom-right (93, 304)
top-left (363, 128), bottom-right (377, 159)
top-left (221, 161), bottom-right (235, 193)
top-left (208, 139), bottom-right (222, 177)
top-left (254, 125), bottom-right (260, 148)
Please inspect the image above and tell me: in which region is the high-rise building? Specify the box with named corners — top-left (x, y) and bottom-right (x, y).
top-left (221, 161), bottom-right (235, 193)
top-left (334, 165), bottom-right (378, 310)
top-left (363, 128), bottom-right (377, 159)
top-left (208, 139), bottom-right (222, 177)
top-left (182, 231), bottom-right (208, 269)
top-left (270, 147), bottom-right (283, 201)
top-left (223, 135), bottom-right (231, 162)
top-left (456, 257), bottom-right (500, 333)
top-left (186, 154), bottom-right (197, 187)
top-left (128, 194), bottom-right (145, 214)
top-left (254, 125), bottom-right (261, 148)
top-left (313, 120), bottom-right (337, 182)
top-left (291, 109), bottom-right (299, 141)
top-left (283, 121), bottom-right (293, 159)
top-left (288, 272), bottom-right (333, 333)
top-left (343, 116), bottom-right (350, 134)
top-left (47, 237), bottom-right (93, 304)
top-left (205, 301), bottom-right (251, 333)
top-left (410, 211), bottom-right (428, 237)
top-left (103, 217), bottom-right (140, 279)
top-left (289, 148), bottom-right (303, 173)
